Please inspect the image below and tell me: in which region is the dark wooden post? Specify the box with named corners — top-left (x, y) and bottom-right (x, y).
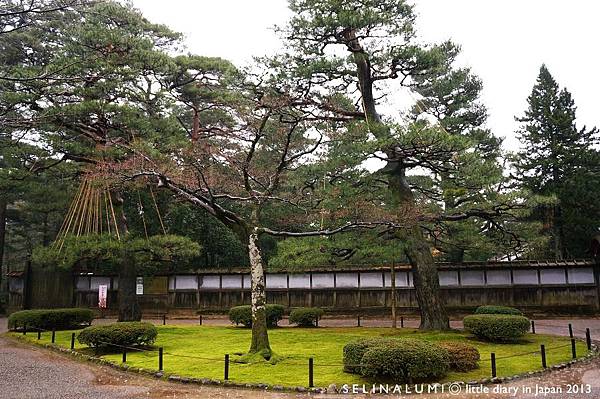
top-left (51, 329), bottom-right (55, 344)
top-left (391, 262), bottom-right (397, 329)
top-left (70, 333), bottom-right (75, 350)
top-left (540, 345), bottom-right (547, 368)
top-left (122, 348), bottom-right (127, 363)
top-left (199, 315), bottom-right (202, 326)
top-left (568, 323), bottom-right (573, 338)
top-left (158, 347), bottom-right (163, 371)
top-left (571, 339), bottom-right (577, 359)
top-left (586, 328), bottom-right (592, 350)
top-left (490, 353), bottom-right (496, 377)
top-left (224, 354), bottom-right (230, 380)
top-left (531, 320), bottom-right (536, 334)
top-left (308, 357), bottom-right (314, 388)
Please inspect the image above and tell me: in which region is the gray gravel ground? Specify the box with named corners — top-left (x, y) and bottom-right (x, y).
top-left (1, 316), bottom-right (600, 398)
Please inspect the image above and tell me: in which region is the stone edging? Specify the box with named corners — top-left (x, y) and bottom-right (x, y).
top-left (6, 334), bottom-right (600, 395)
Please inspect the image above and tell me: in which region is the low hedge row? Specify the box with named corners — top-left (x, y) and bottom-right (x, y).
top-left (288, 307), bottom-right (324, 327)
top-left (343, 338), bottom-right (450, 383)
top-left (475, 305), bottom-right (523, 316)
top-left (463, 314), bottom-right (530, 342)
top-left (228, 305), bottom-right (285, 328)
top-left (8, 308), bottom-right (94, 331)
top-left (438, 341), bottom-right (480, 371)
top-left (78, 322), bottom-right (157, 348)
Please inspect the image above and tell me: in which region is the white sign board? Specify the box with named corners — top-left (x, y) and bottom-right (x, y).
top-left (98, 284), bottom-right (108, 309)
top-left (136, 277), bottom-right (144, 295)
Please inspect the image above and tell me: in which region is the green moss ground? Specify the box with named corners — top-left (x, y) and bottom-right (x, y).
top-left (10, 326), bottom-right (589, 388)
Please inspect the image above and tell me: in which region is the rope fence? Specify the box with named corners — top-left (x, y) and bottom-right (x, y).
top-left (9, 320), bottom-right (597, 387)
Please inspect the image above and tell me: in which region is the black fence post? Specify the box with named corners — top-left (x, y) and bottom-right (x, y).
top-left (315, 317), bottom-right (319, 328)
top-left (308, 357), bottom-right (314, 388)
top-left (158, 347), bottom-right (163, 371)
top-left (400, 316), bottom-right (404, 328)
top-left (357, 316), bottom-right (360, 327)
top-left (51, 329), bottom-right (56, 344)
top-left (224, 354), bottom-right (229, 380)
top-left (490, 353), bottom-right (496, 378)
top-left (122, 348), bottom-right (127, 363)
top-left (540, 345), bottom-right (547, 368)
top-left (162, 314), bottom-right (166, 326)
top-left (571, 339), bottom-right (577, 359)
top-left (531, 320), bottom-right (536, 334)
top-left (70, 333), bottom-right (75, 350)
top-left (199, 315), bottom-right (202, 326)
top-left (586, 328), bottom-right (592, 351)
top-left (568, 323), bottom-right (573, 338)
top-left (37, 330), bottom-right (41, 340)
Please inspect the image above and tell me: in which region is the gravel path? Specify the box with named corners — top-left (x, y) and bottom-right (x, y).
top-left (1, 316), bottom-right (600, 398)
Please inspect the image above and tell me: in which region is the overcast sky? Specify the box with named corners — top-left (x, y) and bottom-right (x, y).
top-left (132, 0), bottom-right (599, 151)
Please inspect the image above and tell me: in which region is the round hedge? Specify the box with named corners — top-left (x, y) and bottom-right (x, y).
top-left (343, 338), bottom-right (393, 374)
top-left (360, 339), bottom-right (449, 383)
top-left (228, 304), bottom-right (284, 328)
top-left (77, 322), bottom-right (157, 348)
top-left (288, 307), bottom-right (324, 327)
top-left (438, 341), bottom-right (480, 371)
top-left (475, 305), bottom-right (523, 316)
top-left (463, 314), bottom-right (530, 342)
top-left (8, 308), bottom-right (94, 331)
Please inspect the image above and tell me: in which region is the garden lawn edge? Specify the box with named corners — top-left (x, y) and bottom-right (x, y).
top-left (3, 332), bottom-right (600, 394)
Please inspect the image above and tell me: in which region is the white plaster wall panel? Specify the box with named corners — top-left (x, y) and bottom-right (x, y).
top-left (486, 269), bottom-right (511, 285)
top-left (461, 270), bottom-right (485, 286)
top-left (540, 269), bottom-right (566, 285)
top-left (199, 275), bottom-right (220, 289)
top-left (513, 269), bottom-right (539, 285)
top-left (336, 273), bottom-right (359, 288)
top-left (221, 275), bottom-right (242, 289)
top-left (266, 274), bottom-right (288, 289)
top-left (288, 274), bottom-right (311, 289)
top-left (568, 268), bottom-right (595, 284)
top-left (312, 273), bottom-right (335, 288)
top-left (439, 271), bottom-right (459, 286)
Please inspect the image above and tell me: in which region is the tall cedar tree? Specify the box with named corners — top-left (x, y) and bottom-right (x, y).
top-left (514, 65), bottom-right (600, 259)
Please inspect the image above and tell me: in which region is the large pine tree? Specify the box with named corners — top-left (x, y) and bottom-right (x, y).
top-left (514, 65), bottom-right (600, 259)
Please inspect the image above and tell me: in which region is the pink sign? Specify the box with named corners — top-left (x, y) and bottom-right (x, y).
top-left (98, 284), bottom-right (108, 309)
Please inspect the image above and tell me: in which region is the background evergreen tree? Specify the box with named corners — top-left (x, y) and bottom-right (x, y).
top-left (513, 65), bottom-right (600, 259)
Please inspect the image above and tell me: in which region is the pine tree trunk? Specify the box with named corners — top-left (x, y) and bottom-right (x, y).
top-left (247, 231), bottom-right (271, 357)
top-left (389, 168), bottom-right (450, 330)
top-left (113, 192), bottom-right (141, 322)
top-left (118, 258), bottom-right (142, 322)
top-left (344, 28), bottom-right (450, 330)
top-left (404, 226), bottom-right (450, 330)
top-left (0, 199), bottom-right (6, 289)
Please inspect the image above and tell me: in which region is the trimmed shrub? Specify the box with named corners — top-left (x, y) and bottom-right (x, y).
top-left (475, 305), bottom-right (523, 316)
top-left (288, 307), bottom-right (324, 327)
top-left (360, 339), bottom-right (449, 383)
top-left (228, 304), bottom-right (285, 328)
top-left (229, 306), bottom-right (252, 327)
top-left (78, 322), bottom-right (157, 348)
top-left (343, 338), bottom-right (393, 374)
top-left (438, 342), bottom-right (480, 371)
top-left (463, 314), bottom-right (530, 342)
top-left (8, 308), bottom-right (94, 331)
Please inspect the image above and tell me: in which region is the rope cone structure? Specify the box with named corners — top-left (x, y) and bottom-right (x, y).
top-left (52, 175), bottom-right (121, 252)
